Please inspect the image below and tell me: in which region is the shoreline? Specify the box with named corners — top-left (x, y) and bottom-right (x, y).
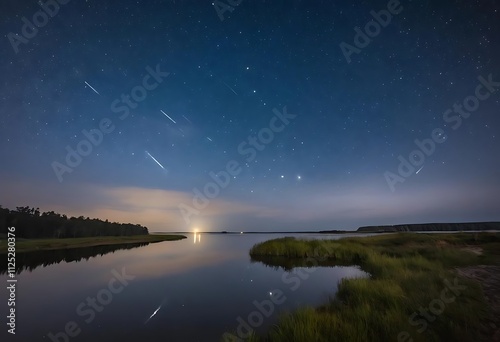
top-left (0, 234), bottom-right (186, 253)
top-left (242, 232), bottom-right (500, 341)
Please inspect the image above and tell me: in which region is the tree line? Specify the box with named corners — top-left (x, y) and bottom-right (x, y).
top-left (0, 205), bottom-right (149, 239)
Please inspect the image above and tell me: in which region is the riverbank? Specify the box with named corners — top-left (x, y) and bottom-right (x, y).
top-left (246, 233), bottom-right (500, 342)
top-left (0, 234), bottom-right (186, 253)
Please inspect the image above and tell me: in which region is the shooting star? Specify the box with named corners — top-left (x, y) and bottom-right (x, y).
top-left (416, 165), bottom-right (424, 174)
top-left (144, 304), bottom-right (163, 325)
top-left (145, 151), bottom-right (166, 170)
top-left (84, 81), bottom-right (100, 95)
top-left (206, 137), bottom-right (213, 142)
top-left (160, 110), bottom-right (177, 124)
top-left (182, 115), bottom-right (192, 124)
top-left (222, 81), bottom-right (238, 95)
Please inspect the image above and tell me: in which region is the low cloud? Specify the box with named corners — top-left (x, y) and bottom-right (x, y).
top-left (0, 179), bottom-right (281, 231)
top-left (0, 177), bottom-right (497, 232)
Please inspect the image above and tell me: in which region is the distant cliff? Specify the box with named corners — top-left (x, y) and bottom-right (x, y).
top-left (356, 222), bottom-right (500, 233)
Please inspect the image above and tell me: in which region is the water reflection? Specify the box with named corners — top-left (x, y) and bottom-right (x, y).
top-left (250, 255), bottom-right (358, 271)
top-left (193, 231), bottom-right (201, 244)
top-left (0, 242), bottom-right (148, 274)
top-left (2, 234), bottom-right (371, 342)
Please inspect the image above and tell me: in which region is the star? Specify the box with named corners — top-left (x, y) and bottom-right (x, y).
top-left (1, 0), bottom-right (498, 258)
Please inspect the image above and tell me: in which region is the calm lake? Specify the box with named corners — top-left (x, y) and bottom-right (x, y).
top-left (2, 233), bottom-right (369, 342)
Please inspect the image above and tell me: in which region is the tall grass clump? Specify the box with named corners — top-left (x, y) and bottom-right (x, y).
top-left (242, 233), bottom-right (500, 342)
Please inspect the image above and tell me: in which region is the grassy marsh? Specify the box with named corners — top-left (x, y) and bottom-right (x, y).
top-left (243, 233), bottom-right (500, 342)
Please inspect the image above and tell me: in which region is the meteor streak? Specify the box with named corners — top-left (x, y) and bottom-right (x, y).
top-left (222, 81), bottom-right (238, 95)
top-left (144, 304), bottom-right (163, 324)
top-left (84, 81), bottom-right (100, 95)
top-left (416, 165), bottom-right (424, 174)
top-left (160, 110), bottom-right (177, 124)
top-left (145, 151), bottom-right (166, 170)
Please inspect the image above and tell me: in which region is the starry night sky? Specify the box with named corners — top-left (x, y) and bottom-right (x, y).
top-left (1, 0), bottom-right (499, 232)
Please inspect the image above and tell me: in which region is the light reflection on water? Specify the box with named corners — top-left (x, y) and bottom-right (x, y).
top-left (1, 233), bottom-right (370, 342)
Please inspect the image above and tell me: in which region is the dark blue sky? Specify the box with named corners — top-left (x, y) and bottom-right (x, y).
top-left (1, 0), bottom-right (499, 231)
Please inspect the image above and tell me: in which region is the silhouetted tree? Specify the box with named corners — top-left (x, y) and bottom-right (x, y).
top-left (0, 205), bottom-right (149, 239)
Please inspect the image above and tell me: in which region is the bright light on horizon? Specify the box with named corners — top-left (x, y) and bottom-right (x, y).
top-left (193, 228), bottom-right (201, 244)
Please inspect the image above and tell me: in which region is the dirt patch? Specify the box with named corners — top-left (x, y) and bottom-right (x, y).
top-left (456, 265), bottom-right (500, 341)
top-left (461, 246), bottom-right (484, 255)
top-left (436, 240), bottom-right (449, 247)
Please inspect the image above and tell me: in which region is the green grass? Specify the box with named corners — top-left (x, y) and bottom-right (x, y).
top-left (0, 234), bottom-right (186, 253)
top-left (240, 233), bottom-right (500, 342)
